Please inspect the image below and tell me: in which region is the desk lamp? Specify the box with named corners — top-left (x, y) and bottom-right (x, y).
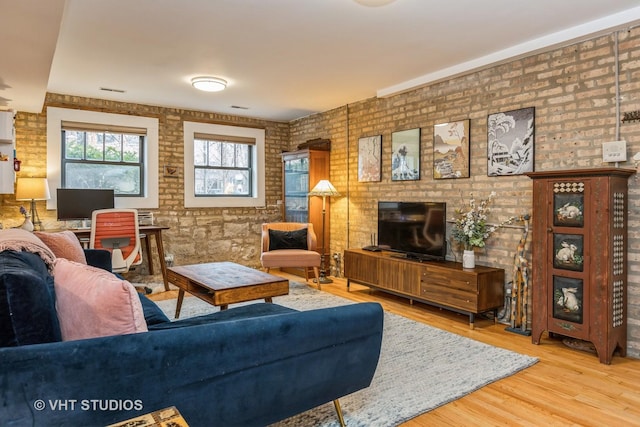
top-left (16, 177), bottom-right (51, 231)
top-left (308, 180), bottom-right (340, 284)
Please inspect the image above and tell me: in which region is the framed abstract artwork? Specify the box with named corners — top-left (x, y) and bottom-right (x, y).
top-left (487, 107), bottom-right (535, 176)
top-left (433, 119), bottom-right (470, 179)
top-left (391, 128), bottom-right (420, 181)
top-left (358, 135), bottom-right (382, 182)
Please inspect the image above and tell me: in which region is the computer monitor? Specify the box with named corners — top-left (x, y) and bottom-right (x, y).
top-left (56, 188), bottom-right (115, 222)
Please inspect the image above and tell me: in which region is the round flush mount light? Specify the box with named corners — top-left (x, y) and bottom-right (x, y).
top-left (191, 76), bottom-right (227, 92)
top-left (353, 0), bottom-right (397, 6)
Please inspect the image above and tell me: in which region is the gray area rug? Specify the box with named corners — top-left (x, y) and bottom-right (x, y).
top-left (154, 282), bottom-right (538, 426)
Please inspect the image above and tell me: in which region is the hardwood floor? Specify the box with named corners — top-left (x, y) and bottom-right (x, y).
top-left (150, 272), bottom-right (640, 426)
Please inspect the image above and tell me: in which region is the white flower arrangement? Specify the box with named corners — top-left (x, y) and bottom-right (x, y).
top-left (451, 192), bottom-right (515, 250)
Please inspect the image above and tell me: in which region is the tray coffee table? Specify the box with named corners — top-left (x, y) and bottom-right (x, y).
top-left (167, 261), bottom-right (289, 318)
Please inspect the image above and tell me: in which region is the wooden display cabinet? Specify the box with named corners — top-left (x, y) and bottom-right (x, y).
top-left (344, 248), bottom-right (504, 328)
top-left (527, 168), bottom-right (633, 364)
top-left (281, 148), bottom-right (330, 276)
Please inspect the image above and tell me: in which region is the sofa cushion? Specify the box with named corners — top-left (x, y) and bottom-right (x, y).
top-left (138, 293), bottom-right (171, 326)
top-left (53, 258), bottom-right (148, 341)
top-left (83, 249), bottom-right (112, 272)
top-left (268, 228), bottom-right (308, 250)
top-left (148, 302), bottom-right (298, 330)
top-left (35, 230), bottom-right (87, 264)
top-left (0, 251), bottom-right (61, 347)
top-left (261, 249), bottom-right (321, 268)
top-left (0, 229), bottom-right (56, 271)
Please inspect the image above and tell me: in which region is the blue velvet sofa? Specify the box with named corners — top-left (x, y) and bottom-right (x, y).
top-left (0, 248), bottom-right (384, 427)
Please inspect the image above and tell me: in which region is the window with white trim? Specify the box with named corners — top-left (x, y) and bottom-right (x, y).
top-left (46, 107), bottom-right (159, 210)
top-left (194, 133), bottom-right (253, 197)
top-left (184, 122), bottom-right (265, 208)
top-left (61, 121), bottom-right (145, 196)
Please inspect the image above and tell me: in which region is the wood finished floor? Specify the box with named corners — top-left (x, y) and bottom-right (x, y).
top-left (149, 272), bottom-right (640, 426)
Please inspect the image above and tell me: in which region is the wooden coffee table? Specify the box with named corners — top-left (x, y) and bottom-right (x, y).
top-left (167, 261), bottom-right (289, 318)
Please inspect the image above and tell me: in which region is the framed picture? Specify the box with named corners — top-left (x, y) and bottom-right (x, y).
top-left (391, 128), bottom-right (420, 181)
top-left (358, 135), bottom-right (382, 182)
top-left (433, 120), bottom-right (470, 179)
top-left (487, 107), bottom-right (535, 176)
top-left (553, 233), bottom-right (584, 272)
top-left (553, 192), bottom-right (584, 227)
top-left (552, 276), bottom-right (583, 324)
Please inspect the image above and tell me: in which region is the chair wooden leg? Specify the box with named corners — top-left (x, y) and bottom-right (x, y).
top-left (313, 267), bottom-right (321, 291)
top-left (333, 399), bottom-right (345, 427)
top-left (304, 266), bottom-right (310, 282)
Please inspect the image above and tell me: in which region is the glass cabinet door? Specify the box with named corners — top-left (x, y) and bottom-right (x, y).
top-left (283, 157), bottom-right (309, 223)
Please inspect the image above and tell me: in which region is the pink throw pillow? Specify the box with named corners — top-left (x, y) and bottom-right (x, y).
top-left (53, 258), bottom-right (147, 341)
top-left (35, 231), bottom-right (87, 264)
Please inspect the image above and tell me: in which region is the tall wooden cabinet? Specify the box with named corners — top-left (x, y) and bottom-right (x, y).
top-left (528, 168), bottom-right (633, 364)
top-left (281, 149), bottom-right (330, 274)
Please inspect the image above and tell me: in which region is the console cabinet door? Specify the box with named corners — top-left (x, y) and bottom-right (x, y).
top-left (379, 258), bottom-right (420, 295)
top-left (344, 250), bottom-right (378, 286)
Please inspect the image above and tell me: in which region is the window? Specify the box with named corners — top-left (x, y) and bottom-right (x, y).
top-left (61, 122), bottom-right (145, 196)
top-left (184, 122), bottom-right (265, 208)
top-left (47, 107), bottom-right (159, 210)
top-left (194, 135), bottom-right (253, 196)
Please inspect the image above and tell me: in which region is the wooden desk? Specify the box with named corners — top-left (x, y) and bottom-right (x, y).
top-left (71, 225), bottom-right (170, 291)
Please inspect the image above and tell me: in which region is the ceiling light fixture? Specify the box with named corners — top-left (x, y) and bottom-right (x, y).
top-left (353, 0), bottom-right (397, 7)
top-left (191, 76), bottom-right (227, 92)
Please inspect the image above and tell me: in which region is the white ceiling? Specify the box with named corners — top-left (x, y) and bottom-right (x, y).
top-left (2, 0), bottom-right (640, 122)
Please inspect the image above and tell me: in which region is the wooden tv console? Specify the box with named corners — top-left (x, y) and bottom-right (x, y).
top-left (344, 248), bottom-right (505, 328)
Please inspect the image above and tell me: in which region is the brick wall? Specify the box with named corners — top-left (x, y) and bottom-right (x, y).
top-left (3, 28), bottom-right (640, 356)
top-left (3, 93), bottom-right (289, 276)
top-left (290, 29), bottom-right (640, 357)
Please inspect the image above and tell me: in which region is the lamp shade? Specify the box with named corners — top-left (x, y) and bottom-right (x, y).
top-left (308, 180), bottom-right (340, 197)
top-left (15, 178), bottom-right (51, 201)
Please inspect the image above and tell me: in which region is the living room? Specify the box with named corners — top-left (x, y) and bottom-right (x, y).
top-left (2, 1), bottom-right (640, 425)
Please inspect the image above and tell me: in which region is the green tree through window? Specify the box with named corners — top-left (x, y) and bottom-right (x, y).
top-left (194, 137), bottom-right (252, 197)
top-left (62, 128), bottom-right (144, 196)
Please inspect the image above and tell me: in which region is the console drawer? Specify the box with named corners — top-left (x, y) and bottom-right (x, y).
top-left (421, 269), bottom-right (477, 293)
top-left (420, 283), bottom-right (477, 312)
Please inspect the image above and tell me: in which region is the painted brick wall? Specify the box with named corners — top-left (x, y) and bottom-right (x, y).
top-left (290, 29), bottom-right (640, 357)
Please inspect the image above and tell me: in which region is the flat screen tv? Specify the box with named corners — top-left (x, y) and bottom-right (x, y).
top-left (377, 201), bottom-right (447, 261)
top-left (57, 188), bottom-right (115, 221)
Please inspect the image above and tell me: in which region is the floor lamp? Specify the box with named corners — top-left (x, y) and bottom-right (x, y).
top-left (308, 180), bottom-right (340, 284)
top-left (15, 177), bottom-right (51, 231)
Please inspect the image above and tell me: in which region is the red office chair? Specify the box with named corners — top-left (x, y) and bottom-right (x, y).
top-left (89, 209), bottom-right (142, 274)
